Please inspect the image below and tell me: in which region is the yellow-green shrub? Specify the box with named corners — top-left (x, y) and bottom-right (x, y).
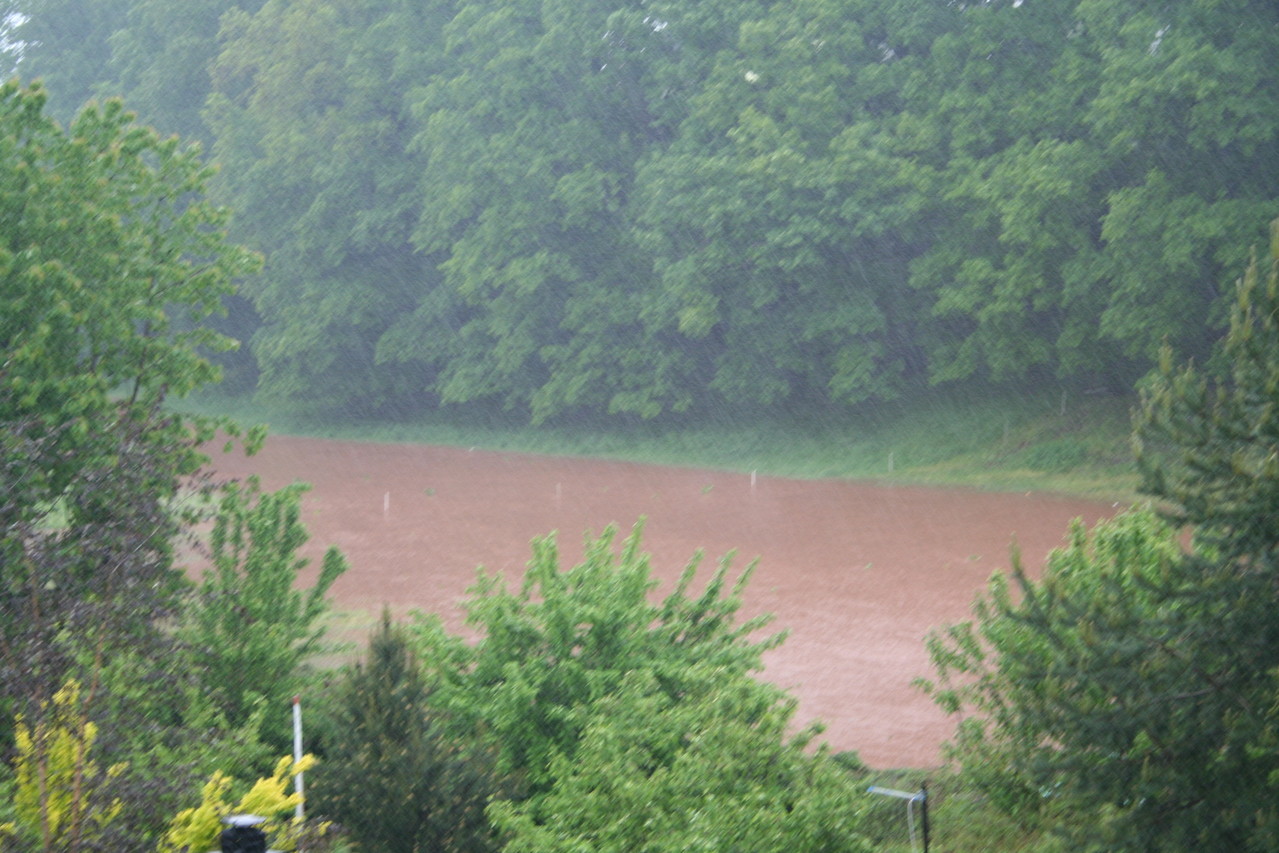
top-left (5, 680), bottom-right (125, 852)
top-left (158, 754), bottom-right (316, 853)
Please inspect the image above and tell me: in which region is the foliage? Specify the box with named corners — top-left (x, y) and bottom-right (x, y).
top-left (5, 681), bottom-right (125, 853)
top-left (925, 224), bottom-right (1279, 850)
top-left (0, 78), bottom-right (258, 446)
top-left (1134, 218), bottom-right (1279, 571)
top-left (924, 509), bottom-right (1196, 842)
top-left (413, 520), bottom-right (871, 851)
top-left (106, 0), bottom-right (269, 146)
top-left (9, 0), bottom-right (264, 140)
top-left (631, 0), bottom-right (931, 408)
top-left (13, 0), bottom-right (1279, 421)
top-left (158, 754), bottom-right (316, 853)
top-left (0, 76), bottom-right (260, 738)
top-left (0, 75), bottom-right (315, 848)
top-left (5, 1), bottom-right (135, 124)
top-left (204, 0), bottom-right (444, 412)
top-left (901, 0), bottom-right (1278, 385)
top-left (490, 666), bottom-right (870, 853)
top-left (76, 646), bottom-right (278, 850)
top-left (179, 477), bottom-right (347, 728)
top-left (413, 519), bottom-right (783, 793)
top-left (310, 609), bottom-right (502, 853)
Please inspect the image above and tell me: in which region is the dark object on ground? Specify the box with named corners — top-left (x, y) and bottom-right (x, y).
top-left (220, 815), bottom-right (268, 853)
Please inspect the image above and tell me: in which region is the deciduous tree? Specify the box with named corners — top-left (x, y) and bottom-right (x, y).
top-left (491, 666), bottom-right (870, 853)
top-left (415, 520), bottom-right (871, 851)
top-left (179, 478), bottom-right (347, 729)
top-left (0, 77), bottom-right (268, 845)
top-left (0, 78), bottom-right (261, 730)
top-left (412, 520), bottom-right (782, 793)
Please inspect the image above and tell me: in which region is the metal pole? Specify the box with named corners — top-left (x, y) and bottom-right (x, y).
top-left (920, 782), bottom-right (930, 853)
top-left (293, 696), bottom-right (304, 821)
top-left (868, 786), bottom-right (929, 853)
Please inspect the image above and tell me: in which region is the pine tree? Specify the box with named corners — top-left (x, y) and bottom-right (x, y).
top-left (1135, 218), bottom-right (1279, 572)
top-left (309, 610), bottom-right (501, 853)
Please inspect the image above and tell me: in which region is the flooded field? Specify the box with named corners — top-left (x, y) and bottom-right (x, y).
top-left (208, 435), bottom-right (1118, 768)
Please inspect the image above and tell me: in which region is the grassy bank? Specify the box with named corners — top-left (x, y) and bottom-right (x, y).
top-left (178, 385), bottom-right (1140, 502)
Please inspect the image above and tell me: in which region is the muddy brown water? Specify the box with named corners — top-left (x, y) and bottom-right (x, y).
top-left (206, 435), bottom-right (1119, 769)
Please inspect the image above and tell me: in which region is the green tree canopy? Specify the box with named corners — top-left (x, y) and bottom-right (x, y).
top-left (106, 0), bottom-right (268, 146)
top-left (204, 0), bottom-right (442, 411)
top-left (19, 0), bottom-right (1276, 421)
top-left (905, 0), bottom-right (1278, 386)
top-left (0, 78), bottom-right (292, 847)
top-left (412, 520), bottom-right (872, 851)
top-left (490, 666), bottom-right (869, 853)
top-left (179, 478), bottom-right (347, 728)
top-left (413, 520), bottom-right (783, 793)
top-left (632, 0), bottom-right (943, 407)
top-left (0, 79), bottom-right (261, 724)
top-left (6, 1), bottom-right (134, 124)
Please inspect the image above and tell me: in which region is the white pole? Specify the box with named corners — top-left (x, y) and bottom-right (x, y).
top-left (293, 696), bottom-right (304, 821)
top-left (383, 491), bottom-right (390, 516)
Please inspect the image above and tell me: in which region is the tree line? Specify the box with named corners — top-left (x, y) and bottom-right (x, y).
top-left (9, 0), bottom-right (1277, 421)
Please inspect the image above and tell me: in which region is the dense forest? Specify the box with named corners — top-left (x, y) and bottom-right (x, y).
top-left (8, 0), bottom-right (1277, 422)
